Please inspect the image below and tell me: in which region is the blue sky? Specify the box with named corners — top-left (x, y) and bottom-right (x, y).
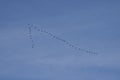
top-left (0, 0), bottom-right (120, 80)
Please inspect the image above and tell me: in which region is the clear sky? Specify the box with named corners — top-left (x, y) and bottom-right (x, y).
top-left (0, 0), bottom-right (120, 80)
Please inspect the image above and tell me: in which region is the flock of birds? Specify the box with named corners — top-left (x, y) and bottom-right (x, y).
top-left (27, 24), bottom-right (98, 55)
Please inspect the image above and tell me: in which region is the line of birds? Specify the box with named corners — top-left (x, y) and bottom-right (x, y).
top-left (27, 24), bottom-right (98, 55)
top-left (28, 24), bottom-right (35, 48)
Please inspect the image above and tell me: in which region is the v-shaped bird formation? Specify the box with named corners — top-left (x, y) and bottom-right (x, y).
top-left (27, 24), bottom-right (98, 55)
